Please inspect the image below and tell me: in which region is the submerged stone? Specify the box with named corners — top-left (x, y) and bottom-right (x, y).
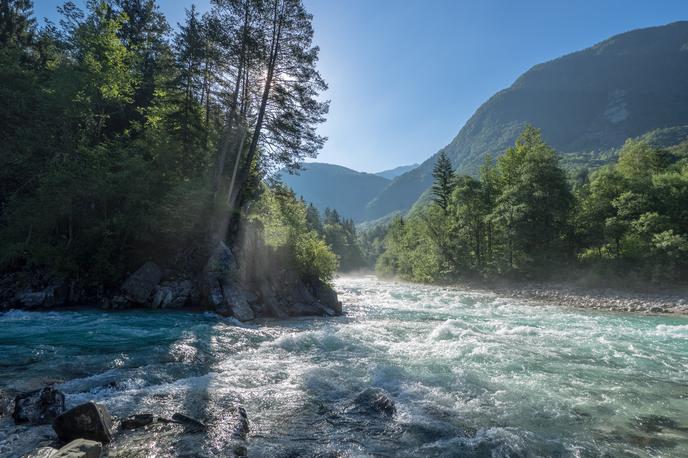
top-left (120, 413), bottom-right (155, 429)
top-left (354, 388), bottom-right (396, 416)
top-left (171, 412), bottom-right (206, 431)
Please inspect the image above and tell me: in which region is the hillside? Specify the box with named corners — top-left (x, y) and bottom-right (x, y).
top-left (280, 163), bottom-right (390, 222)
top-left (365, 21), bottom-right (688, 221)
top-left (374, 163), bottom-right (419, 180)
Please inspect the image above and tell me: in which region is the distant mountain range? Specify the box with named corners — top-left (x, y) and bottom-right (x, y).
top-left (284, 21), bottom-right (688, 224)
top-left (374, 163), bottom-right (419, 180)
top-left (279, 163), bottom-right (390, 222)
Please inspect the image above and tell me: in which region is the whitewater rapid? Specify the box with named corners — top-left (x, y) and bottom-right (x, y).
top-left (1, 275), bottom-right (687, 457)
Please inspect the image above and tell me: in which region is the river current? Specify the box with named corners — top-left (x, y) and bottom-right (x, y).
top-left (1, 276), bottom-right (687, 457)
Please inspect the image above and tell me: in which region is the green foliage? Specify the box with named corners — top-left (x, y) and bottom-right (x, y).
top-left (248, 184), bottom-right (336, 283)
top-left (0, 0), bottom-right (329, 287)
top-left (377, 127), bottom-right (688, 285)
top-left (431, 151), bottom-right (455, 213)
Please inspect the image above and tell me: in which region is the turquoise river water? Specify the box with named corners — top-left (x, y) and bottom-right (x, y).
top-left (1, 276), bottom-right (687, 457)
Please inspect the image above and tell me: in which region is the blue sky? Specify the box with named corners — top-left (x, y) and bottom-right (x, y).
top-left (34, 1), bottom-right (688, 172)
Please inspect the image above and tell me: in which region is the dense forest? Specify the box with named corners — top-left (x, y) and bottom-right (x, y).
top-left (376, 126), bottom-right (688, 285)
top-left (0, 0), bottom-right (340, 291)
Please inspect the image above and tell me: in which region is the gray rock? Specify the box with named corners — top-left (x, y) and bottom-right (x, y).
top-left (109, 295), bottom-right (129, 310)
top-left (13, 387), bottom-right (65, 425)
top-left (220, 285), bottom-right (255, 321)
top-left (121, 262), bottom-right (162, 304)
top-left (151, 286), bottom-right (173, 308)
top-left (53, 401), bottom-right (113, 444)
top-left (15, 282), bottom-right (67, 308)
top-left (164, 280), bottom-right (193, 309)
top-left (311, 280), bottom-right (341, 315)
top-left (120, 413), bottom-right (155, 429)
top-left (23, 447), bottom-right (58, 458)
top-left (354, 388), bottom-right (396, 416)
top-left (230, 406), bottom-right (249, 440)
top-left (204, 242), bottom-right (239, 284)
top-left (54, 439), bottom-right (102, 458)
top-left (171, 412), bottom-right (206, 431)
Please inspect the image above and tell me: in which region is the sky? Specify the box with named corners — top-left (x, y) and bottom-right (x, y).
top-left (34, 1), bottom-right (688, 173)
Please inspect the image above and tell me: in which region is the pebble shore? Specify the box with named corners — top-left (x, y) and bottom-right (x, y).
top-left (494, 283), bottom-right (688, 315)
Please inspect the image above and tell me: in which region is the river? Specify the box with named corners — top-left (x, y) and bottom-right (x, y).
top-left (1, 276), bottom-right (687, 457)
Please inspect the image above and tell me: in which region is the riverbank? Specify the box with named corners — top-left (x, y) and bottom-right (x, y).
top-left (366, 273), bottom-right (688, 315)
top-left (487, 281), bottom-right (688, 315)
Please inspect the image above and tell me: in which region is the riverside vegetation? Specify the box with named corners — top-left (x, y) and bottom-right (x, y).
top-left (376, 126), bottom-right (688, 287)
top-left (0, 0), bottom-right (343, 317)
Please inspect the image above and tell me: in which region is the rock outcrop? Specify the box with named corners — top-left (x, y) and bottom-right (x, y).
top-left (13, 387), bottom-right (65, 425)
top-left (121, 262), bottom-right (162, 304)
top-left (53, 402), bottom-right (113, 444)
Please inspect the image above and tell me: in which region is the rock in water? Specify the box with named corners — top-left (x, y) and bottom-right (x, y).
top-left (231, 406), bottom-right (249, 441)
top-left (219, 285), bottom-right (255, 322)
top-left (311, 280), bottom-right (342, 315)
top-left (354, 388), bottom-right (396, 416)
top-left (13, 387), bottom-right (65, 425)
top-left (171, 412), bottom-right (206, 431)
top-left (24, 439), bottom-right (103, 458)
top-left (53, 402), bottom-right (113, 444)
top-left (120, 413), bottom-right (155, 429)
top-left (121, 262), bottom-right (162, 304)
top-left (23, 447), bottom-right (59, 458)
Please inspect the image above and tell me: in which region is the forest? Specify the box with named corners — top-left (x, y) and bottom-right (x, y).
top-left (376, 126), bottom-right (688, 285)
top-left (0, 0), bottom-right (340, 289)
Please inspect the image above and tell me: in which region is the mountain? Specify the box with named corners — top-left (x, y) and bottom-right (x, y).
top-left (365, 21), bottom-right (688, 221)
top-left (374, 163), bottom-right (419, 180)
top-left (280, 163), bottom-right (390, 222)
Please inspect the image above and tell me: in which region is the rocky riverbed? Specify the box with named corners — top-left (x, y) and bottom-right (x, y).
top-left (491, 282), bottom-right (688, 315)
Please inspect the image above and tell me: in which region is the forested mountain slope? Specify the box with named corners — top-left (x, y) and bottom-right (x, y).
top-left (365, 21), bottom-right (688, 221)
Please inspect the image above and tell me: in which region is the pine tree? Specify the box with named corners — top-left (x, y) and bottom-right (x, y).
top-left (431, 151), bottom-right (455, 213)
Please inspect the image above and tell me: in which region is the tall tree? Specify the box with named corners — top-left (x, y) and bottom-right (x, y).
top-left (431, 151), bottom-right (455, 213)
top-left (229, 0), bottom-right (328, 210)
top-left (0, 0), bottom-right (35, 47)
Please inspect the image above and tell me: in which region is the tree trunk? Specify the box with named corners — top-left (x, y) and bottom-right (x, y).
top-left (229, 0), bottom-right (284, 211)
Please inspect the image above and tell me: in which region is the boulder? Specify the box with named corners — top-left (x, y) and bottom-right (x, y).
top-left (204, 242), bottom-right (239, 285)
top-left (13, 387), bottom-right (65, 425)
top-left (54, 439), bottom-right (102, 458)
top-left (0, 389), bottom-right (13, 417)
top-left (230, 406), bottom-right (249, 441)
top-left (26, 439), bottom-right (103, 458)
top-left (171, 412), bottom-right (206, 431)
top-left (23, 447), bottom-right (59, 458)
top-left (15, 283), bottom-right (67, 309)
top-left (219, 284), bottom-right (255, 321)
top-left (120, 413), bottom-right (155, 429)
top-left (121, 262), bottom-right (162, 304)
top-left (354, 388), bottom-right (396, 416)
top-left (163, 280), bottom-right (193, 309)
top-left (151, 286), bottom-right (174, 308)
top-left (53, 401), bottom-right (113, 444)
top-left (311, 280), bottom-right (341, 315)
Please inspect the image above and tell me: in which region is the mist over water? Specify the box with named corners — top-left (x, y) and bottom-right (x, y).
top-left (1, 276), bottom-right (687, 457)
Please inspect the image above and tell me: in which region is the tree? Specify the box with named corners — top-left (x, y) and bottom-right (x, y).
top-left (230, 0), bottom-right (329, 210)
top-left (0, 0), bottom-right (35, 48)
top-left (431, 151), bottom-right (455, 213)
